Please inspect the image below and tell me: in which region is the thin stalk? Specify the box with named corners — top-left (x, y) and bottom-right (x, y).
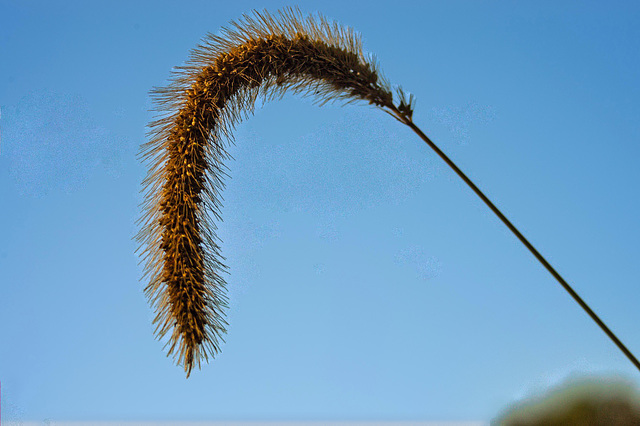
top-left (388, 106), bottom-right (640, 373)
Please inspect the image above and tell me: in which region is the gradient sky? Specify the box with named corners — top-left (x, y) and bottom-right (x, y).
top-left (1, 0), bottom-right (639, 423)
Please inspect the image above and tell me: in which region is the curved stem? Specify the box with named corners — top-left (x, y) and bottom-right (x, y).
top-left (391, 108), bottom-right (640, 373)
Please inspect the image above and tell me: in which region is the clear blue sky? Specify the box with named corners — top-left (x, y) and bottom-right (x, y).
top-left (1, 0), bottom-right (639, 423)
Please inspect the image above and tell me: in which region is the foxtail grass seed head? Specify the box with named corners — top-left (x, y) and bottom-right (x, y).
top-left (137, 7), bottom-right (415, 377)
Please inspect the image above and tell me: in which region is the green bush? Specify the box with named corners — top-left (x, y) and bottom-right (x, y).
top-left (493, 376), bottom-right (640, 425)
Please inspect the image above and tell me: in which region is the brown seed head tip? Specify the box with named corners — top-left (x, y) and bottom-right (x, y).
top-left (137, 7), bottom-right (412, 377)
top-left (395, 87), bottom-right (415, 121)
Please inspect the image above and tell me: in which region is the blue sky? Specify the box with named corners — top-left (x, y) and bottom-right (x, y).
top-left (1, 0), bottom-right (639, 423)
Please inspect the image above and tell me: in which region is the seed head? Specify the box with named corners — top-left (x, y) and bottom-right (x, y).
top-left (136, 7), bottom-right (414, 377)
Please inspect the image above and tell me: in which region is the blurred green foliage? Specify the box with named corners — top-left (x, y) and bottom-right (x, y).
top-left (493, 376), bottom-right (640, 425)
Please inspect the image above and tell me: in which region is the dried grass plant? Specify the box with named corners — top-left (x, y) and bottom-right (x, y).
top-left (137, 7), bottom-right (639, 377)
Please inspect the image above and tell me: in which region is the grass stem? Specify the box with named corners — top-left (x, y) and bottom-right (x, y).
top-left (388, 106), bottom-right (640, 373)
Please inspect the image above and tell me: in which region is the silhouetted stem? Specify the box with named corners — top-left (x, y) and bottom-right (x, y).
top-left (390, 108), bottom-right (640, 373)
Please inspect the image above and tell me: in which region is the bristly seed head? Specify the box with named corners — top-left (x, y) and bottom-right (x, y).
top-left (136, 6), bottom-right (415, 377)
